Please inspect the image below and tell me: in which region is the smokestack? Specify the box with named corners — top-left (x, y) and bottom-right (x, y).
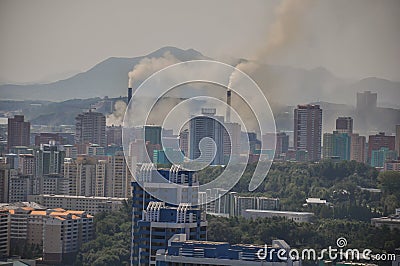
top-left (128, 87), bottom-right (132, 104)
top-left (226, 89), bottom-right (232, 122)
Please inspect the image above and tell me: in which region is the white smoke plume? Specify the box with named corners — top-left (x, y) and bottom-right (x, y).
top-left (229, 0), bottom-right (315, 88)
top-left (107, 100), bottom-right (127, 126)
top-left (128, 51), bottom-right (181, 88)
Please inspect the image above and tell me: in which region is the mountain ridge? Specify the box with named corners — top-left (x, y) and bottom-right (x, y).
top-left (0, 47), bottom-right (399, 108)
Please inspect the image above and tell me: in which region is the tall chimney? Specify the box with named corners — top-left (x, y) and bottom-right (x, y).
top-left (128, 87), bottom-right (132, 103)
top-left (226, 89), bottom-right (232, 122)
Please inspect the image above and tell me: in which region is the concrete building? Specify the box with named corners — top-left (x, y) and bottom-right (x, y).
top-left (8, 173), bottom-right (32, 203)
top-left (75, 110), bottom-right (106, 147)
top-left (242, 210), bottom-right (314, 223)
top-left (18, 154), bottom-right (35, 176)
top-left (371, 209), bottom-right (400, 230)
top-left (189, 108), bottom-right (225, 165)
top-left (223, 122), bottom-right (241, 160)
top-left (138, 203), bottom-right (207, 265)
top-left (0, 210), bottom-right (10, 258)
top-left (336, 117), bottom-right (353, 134)
top-left (0, 166), bottom-right (9, 203)
top-left (179, 129), bottom-right (189, 157)
top-left (131, 164), bottom-right (205, 265)
top-left (106, 152), bottom-right (132, 198)
top-left (350, 134), bottom-right (366, 163)
top-left (370, 147), bottom-right (397, 168)
top-left (7, 115), bottom-right (30, 151)
top-left (155, 234), bottom-right (300, 266)
top-left (62, 154), bottom-right (131, 198)
top-left (294, 104), bottom-right (322, 161)
top-left (263, 132), bottom-right (289, 158)
top-left (356, 91), bottom-right (377, 111)
top-left (34, 133), bottom-right (66, 146)
top-left (106, 125), bottom-right (122, 146)
top-left (384, 160), bottom-right (400, 171)
top-left (323, 132), bottom-right (351, 161)
top-left (396, 125), bottom-right (400, 158)
top-left (0, 203), bottom-right (93, 263)
top-left (27, 194), bottom-right (126, 215)
top-left (368, 132), bottom-right (395, 162)
top-left (144, 125), bottom-right (162, 146)
top-left (34, 142), bottom-right (65, 194)
top-left (42, 210), bottom-right (93, 264)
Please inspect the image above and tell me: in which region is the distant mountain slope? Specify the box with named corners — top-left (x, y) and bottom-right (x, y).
top-left (0, 46), bottom-right (399, 109)
top-left (0, 47), bottom-right (207, 101)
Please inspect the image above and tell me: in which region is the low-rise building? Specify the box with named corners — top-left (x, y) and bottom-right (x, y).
top-left (27, 194), bottom-right (126, 215)
top-left (0, 204), bottom-right (93, 264)
top-left (371, 208), bottom-right (400, 230)
top-left (242, 209), bottom-right (314, 223)
top-left (155, 234), bottom-right (300, 266)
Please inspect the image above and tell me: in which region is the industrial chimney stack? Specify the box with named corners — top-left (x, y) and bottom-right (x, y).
top-left (226, 89), bottom-right (232, 122)
top-left (128, 87), bottom-right (132, 104)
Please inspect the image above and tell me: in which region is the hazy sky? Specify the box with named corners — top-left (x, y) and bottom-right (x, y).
top-left (0, 0), bottom-right (399, 84)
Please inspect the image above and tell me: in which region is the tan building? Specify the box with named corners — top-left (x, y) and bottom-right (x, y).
top-left (384, 160), bottom-right (400, 171)
top-left (42, 209), bottom-right (94, 263)
top-left (27, 194), bottom-right (126, 215)
top-left (106, 152), bottom-right (132, 198)
top-left (63, 154), bottom-right (130, 198)
top-left (1, 205), bottom-right (93, 264)
top-left (350, 133), bottom-right (366, 163)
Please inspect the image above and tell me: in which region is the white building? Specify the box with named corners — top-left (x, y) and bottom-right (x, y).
top-left (27, 194), bottom-right (126, 215)
top-left (242, 209), bottom-right (314, 223)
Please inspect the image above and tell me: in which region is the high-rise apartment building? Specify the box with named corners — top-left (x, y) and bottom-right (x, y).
top-left (323, 132), bottom-right (351, 161)
top-left (62, 154), bottom-right (131, 198)
top-left (144, 125), bottom-right (162, 146)
top-left (0, 210), bottom-right (10, 258)
top-left (294, 104), bottom-right (322, 161)
top-left (368, 132), bottom-right (395, 161)
top-left (396, 125), bottom-right (400, 158)
top-left (336, 117), bottom-right (353, 134)
top-left (7, 115), bottom-right (30, 151)
top-left (106, 152), bottom-right (132, 198)
top-left (18, 154), bottom-right (35, 176)
top-left (106, 125), bottom-right (122, 146)
top-left (371, 147), bottom-right (397, 167)
top-left (75, 111), bottom-right (106, 147)
top-left (34, 133), bottom-right (66, 146)
top-left (2, 205), bottom-right (93, 264)
top-left (223, 122), bottom-right (241, 158)
top-left (357, 91), bottom-right (377, 110)
top-left (0, 166), bottom-right (9, 203)
top-left (189, 108), bottom-right (225, 165)
top-left (179, 129), bottom-right (189, 157)
top-left (35, 142), bottom-right (65, 194)
top-left (138, 203), bottom-right (207, 265)
top-left (350, 133), bottom-right (366, 163)
top-left (131, 164), bottom-right (205, 265)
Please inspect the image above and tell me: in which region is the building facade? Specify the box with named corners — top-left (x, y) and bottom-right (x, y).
top-left (336, 117), bottom-right (353, 134)
top-left (189, 108), bottom-right (225, 165)
top-left (7, 115), bottom-right (30, 151)
top-left (294, 104), bottom-right (322, 161)
top-left (75, 111), bottom-right (106, 147)
top-left (155, 234), bottom-right (300, 266)
top-left (368, 132), bottom-right (395, 162)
